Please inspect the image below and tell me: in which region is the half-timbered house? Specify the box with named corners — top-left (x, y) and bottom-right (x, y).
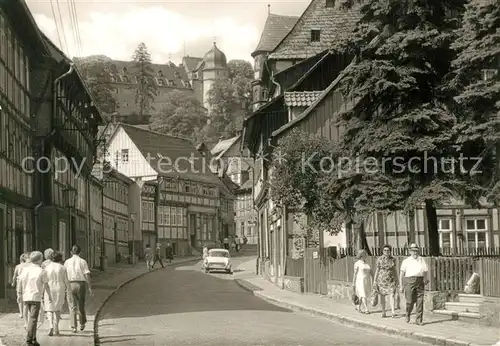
top-left (246, 0), bottom-right (500, 270)
top-left (101, 164), bottom-right (136, 264)
top-left (0, 0), bottom-right (52, 300)
top-left (33, 35), bottom-right (104, 261)
top-left (104, 124), bottom-right (235, 257)
top-left (242, 0), bottom-right (362, 286)
top-left (210, 135), bottom-right (258, 244)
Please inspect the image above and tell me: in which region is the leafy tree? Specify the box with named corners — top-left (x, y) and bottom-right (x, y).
top-left (204, 60), bottom-right (253, 146)
top-left (227, 59), bottom-right (253, 108)
top-left (75, 59), bottom-right (118, 115)
top-left (449, 0), bottom-right (500, 203)
top-left (333, 0), bottom-right (466, 256)
top-left (131, 43), bottom-right (157, 119)
top-left (270, 129), bottom-right (372, 253)
top-left (149, 90), bottom-right (208, 142)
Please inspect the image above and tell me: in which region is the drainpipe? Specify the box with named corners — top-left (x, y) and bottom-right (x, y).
top-left (53, 63), bottom-right (74, 121)
top-left (270, 72), bottom-right (281, 96)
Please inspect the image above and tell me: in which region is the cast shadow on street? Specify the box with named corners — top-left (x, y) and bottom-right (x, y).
top-left (99, 269), bottom-right (291, 320)
top-left (99, 333), bottom-right (153, 344)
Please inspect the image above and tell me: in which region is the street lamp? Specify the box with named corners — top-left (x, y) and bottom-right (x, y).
top-left (129, 212), bottom-right (136, 265)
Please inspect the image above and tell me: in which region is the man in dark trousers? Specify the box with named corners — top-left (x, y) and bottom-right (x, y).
top-left (151, 243), bottom-right (164, 268)
top-left (399, 243), bottom-right (428, 325)
top-left (165, 243), bottom-right (173, 264)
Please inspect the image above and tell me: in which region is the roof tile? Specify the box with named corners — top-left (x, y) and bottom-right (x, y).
top-left (120, 124), bottom-right (226, 187)
top-left (269, 0), bottom-right (362, 60)
top-left (284, 91), bottom-right (323, 107)
top-left (253, 13), bottom-right (300, 54)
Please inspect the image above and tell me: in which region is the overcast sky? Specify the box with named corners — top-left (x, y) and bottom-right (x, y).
top-left (25, 0), bottom-right (309, 64)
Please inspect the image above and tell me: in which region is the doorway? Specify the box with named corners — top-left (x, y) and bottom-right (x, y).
top-left (189, 214), bottom-right (196, 247)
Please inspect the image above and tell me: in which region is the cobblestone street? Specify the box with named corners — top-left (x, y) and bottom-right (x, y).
top-left (96, 259), bottom-right (428, 346)
top-left (0, 257), bottom-right (197, 346)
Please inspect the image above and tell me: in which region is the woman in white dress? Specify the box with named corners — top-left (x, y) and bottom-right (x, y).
top-left (43, 251), bottom-right (70, 336)
top-left (352, 249), bottom-right (372, 314)
top-left (12, 252), bottom-right (30, 319)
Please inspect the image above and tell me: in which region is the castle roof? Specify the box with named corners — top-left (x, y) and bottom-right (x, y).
top-left (202, 42), bottom-right (227, 70)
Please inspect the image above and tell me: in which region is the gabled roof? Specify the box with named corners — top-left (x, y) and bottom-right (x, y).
top-left (182, 56), bottom-right (203, 71)
top-left (119, 124), bottom-right (227, 187)
top-left (284, 91), bottom-right (323, 107)
top-left (268, 0), bottom-right (362, 60)
top-left (252, 13), bottom-right (300, 56)
top-left (211, 135), bottom-right (241, 158)
top-left (271, 59), bottom-right (356, 138)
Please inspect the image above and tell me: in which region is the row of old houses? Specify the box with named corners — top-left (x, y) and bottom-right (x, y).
top-left (0, 0), bottom-right (237, 302)
top-left (242, 0), bottom-right (500, 287)
top-left (0, 0), bottom-right (105, 301)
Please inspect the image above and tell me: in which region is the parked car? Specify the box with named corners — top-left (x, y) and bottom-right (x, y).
top-left (204, 248), bottom-right (232, 274)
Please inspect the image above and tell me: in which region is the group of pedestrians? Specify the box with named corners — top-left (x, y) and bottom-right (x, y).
top-left (144, 243), bottom-right (173, 270)
top-left (222, 235), bottom-right (246, 252)
top-left (352, 243), bottom-right (428, 325)
top-left (12, 245), bottom-right (92, 345)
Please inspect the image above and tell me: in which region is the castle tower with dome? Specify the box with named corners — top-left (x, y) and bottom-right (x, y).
top-left (181, 42), bottom-right (229, 110)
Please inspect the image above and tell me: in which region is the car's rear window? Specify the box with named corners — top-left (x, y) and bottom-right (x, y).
top-left (209, 251), bottom-right (228, 257)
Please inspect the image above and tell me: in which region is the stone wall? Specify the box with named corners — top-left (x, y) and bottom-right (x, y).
top-left (326, 279), bottom-right (447, 312)
top-left (283, 276), bottom-right (304, 293)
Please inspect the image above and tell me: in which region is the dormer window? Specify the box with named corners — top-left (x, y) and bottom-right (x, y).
top-left (158, 70), bottom-right (164, 77)
top-left (183, 80), bottom-right (191, 88)
top-left (326, 0), bottom-right (334, 7)
top-left (156, 78), bottom-right (164, 86)
top-left (311, 29), bottom-right (321, 42)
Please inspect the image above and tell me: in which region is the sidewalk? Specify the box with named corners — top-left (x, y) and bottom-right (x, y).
top-left (235, 273), bottom-right (500, 346)
top-left (0, 256), bottom-right (198, 346)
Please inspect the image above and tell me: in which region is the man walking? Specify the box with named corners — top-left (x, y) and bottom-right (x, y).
top-left (17, 251), bottom-right (51, 346)
top-left (151, 243), bottom-right (164, 268)
top-left (64, 245), bottom-right (92, 333)
top-left (399, 243), bottom-right (428, 325)
top-left (165, 243), bottom-right (173, 264)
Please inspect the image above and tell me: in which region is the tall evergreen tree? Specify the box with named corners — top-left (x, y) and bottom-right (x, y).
top-left (131, 43), bottom-right (157, 120)
top-left (449, 0), bottom-right (500, 203)
top-left (330, 0), bottom-right (466, 255)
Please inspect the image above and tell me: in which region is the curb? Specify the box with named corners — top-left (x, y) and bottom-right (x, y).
top-left (234, 279), bottom-right (483, 346)
top-left (93, 257), bottom-right (199, 345)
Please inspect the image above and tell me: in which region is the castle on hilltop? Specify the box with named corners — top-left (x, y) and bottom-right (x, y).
top-left (83, 43), bottom-right (229, 125)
